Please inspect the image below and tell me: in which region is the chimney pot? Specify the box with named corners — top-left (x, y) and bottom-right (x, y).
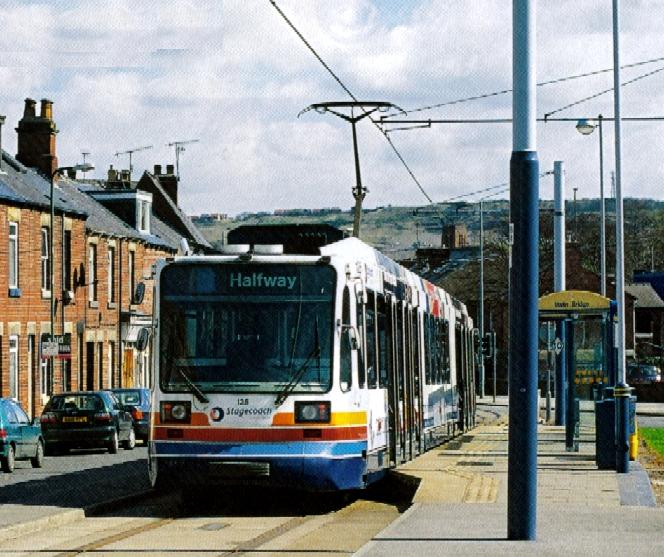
top-left (154, 164), bottom-right (162, 175)
top-left (23, 98), bottom-right (36, 119)
top-left (16, 95), bottom-right (58, 176)
top-left (166, 164), bottom-right (175, 175)
top-left (108, 164), bottom-right (118, 181)
top-left (40, 98), bottom-right (53, 120)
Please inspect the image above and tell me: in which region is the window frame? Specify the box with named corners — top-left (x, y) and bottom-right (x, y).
top-left (41, 227), bottom-right (50, 293)
top-left (9, 335), bottom-right (19, 399)
top-left (88, 243), bottom-right (98, 303)
top-left (9, 221), bottom-right (19, 290)
top-left (107, 246), bottom-right (116, 303)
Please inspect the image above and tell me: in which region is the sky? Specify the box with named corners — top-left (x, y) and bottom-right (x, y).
top-left (1, 0), bottom-right (664, 216)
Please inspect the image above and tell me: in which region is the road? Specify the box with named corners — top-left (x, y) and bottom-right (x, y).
top-left (0, 442), bottom-right (149, 528)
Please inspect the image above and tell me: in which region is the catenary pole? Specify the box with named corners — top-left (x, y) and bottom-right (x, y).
top-left (612, 0), bottom-right (630, 473)
top-left (508, 0), bottom-right (539, 540)
top-left (553, 161), bottom-right (567, 426)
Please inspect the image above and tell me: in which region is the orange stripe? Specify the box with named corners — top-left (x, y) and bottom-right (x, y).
top-left (152, 411), bottom-right (367, 428)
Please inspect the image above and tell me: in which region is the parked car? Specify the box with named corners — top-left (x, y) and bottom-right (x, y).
top-left (627, 363), bottom-right (662, 385)
top-left (0, 398), bottom-right (44, 473)
top-left (110, 388), bottom-right (151, 442)
top-left (40, 391), bottom-right (135, 454)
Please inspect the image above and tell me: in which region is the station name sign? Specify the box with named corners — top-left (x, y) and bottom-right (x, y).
top-left (539, 290), bottom-right (610, 314)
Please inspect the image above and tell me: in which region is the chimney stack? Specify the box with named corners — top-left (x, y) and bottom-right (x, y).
top-left (154, 162), bottom-right (178, 205)
top-left (16, 97), bottom-right (59, 177)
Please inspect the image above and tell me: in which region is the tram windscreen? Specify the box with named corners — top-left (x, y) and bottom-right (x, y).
top-left (159, 263), bottom-right (336, 394)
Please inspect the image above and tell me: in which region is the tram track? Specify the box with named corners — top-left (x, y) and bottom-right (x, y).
top-left (2, 482), bottom-right (407, 556)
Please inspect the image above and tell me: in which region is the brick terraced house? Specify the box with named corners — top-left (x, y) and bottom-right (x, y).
top-left (0, 98), bottom-right (211, 417)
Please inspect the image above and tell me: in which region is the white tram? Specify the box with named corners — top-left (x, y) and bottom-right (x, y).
top-left (148, 226), bottom-right (477, 491)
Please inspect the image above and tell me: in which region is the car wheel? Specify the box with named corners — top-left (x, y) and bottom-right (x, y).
top-left (108, 430), bottom-right (119, 454)
top-left (123, 427), bottom-right (136, 450)
top-left (31, 440), bottom-right (45, 468)
top-left (1, 444), bottom-right (16, 473)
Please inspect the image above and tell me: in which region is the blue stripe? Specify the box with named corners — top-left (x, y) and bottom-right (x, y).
top-left (153, 440), bottom-right (367, 457)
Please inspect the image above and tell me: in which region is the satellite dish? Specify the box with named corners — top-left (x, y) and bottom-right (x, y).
top-left (133, 282), bottom-right (145, 305)
top-left (136, 327), bottom-right (150, 352)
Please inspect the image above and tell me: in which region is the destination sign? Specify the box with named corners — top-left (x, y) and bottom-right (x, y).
top-left (162, 263), bottom-right (336, 297)
top-left (229, 272), bottom-right (297, 290)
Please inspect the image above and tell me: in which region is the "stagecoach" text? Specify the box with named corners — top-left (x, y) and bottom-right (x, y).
top-left (229, 272), bottom-right (297, 290)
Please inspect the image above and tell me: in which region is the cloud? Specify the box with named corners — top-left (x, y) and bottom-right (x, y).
top-left (1, 0), bottom-right (663, 216)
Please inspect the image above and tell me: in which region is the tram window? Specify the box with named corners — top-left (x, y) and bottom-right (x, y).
top-left (397, 304), bottom-right (405, 400)
top-left (377, 295), bottom-right (389, 388)
top-left (412, 312), bottom-right (420, 392)
top-left (356, 299), bottom-right (366, 389)
top-left (366, 292), bottom-right (378, 389)
top-left (429, 318), bottom-right (438, 384)
top-left (340, 287), bottom-right (353, 392)
top-left (423, 314), bottom-right (431, 385)
top-left (440, 319), bottom-right (451, 384)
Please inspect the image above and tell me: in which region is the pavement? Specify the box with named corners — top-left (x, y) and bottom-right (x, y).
top-left (1, 398), bottom-right (664, 556)
top-left (357, 398), bottom-right (664, 557)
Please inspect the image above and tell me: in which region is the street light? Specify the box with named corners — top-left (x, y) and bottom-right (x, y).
top-left (576, 115), bottom-right (607, 297)
top-left (299, 101), bottom-right (404, 237)
top-left (49, 163), bottom-right (94, 393)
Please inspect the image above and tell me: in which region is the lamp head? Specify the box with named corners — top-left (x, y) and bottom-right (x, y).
top-left (74, 162), bottom-right (95, 172)
top-left (575, 118), bottom-right (595, 135)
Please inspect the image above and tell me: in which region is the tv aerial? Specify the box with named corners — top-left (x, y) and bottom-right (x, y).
top-left (167, 139), bottom-right (199, 180)
top-left (114, 145), bottom-right (153, 180)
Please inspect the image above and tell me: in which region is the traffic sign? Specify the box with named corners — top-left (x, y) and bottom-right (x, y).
top-left (554, 337), bottom-right (564, 355)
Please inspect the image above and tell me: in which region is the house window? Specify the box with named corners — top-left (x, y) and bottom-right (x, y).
top-left (9, 222), bottom-right (18, 290)
top-left (41, 227), bottom-right (50, 292)
top-left (9, 335), bottom-right (19, 399)
top-left (137, 199), bottom-right (151, 234)
top-left (108, 341), bottom-right (115, 388)
top-left (88, 243), bottom-right (98, 303)
top-left (64, 230), bottom-right (72, 291)
top-left (40, 356), bottom-right (48, 396)
top-left (129, 250), bottom-right (136, 304)
top-left (108, 246), bottom-right (115, 303)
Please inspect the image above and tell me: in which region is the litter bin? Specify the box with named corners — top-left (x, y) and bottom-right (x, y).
top-left (595, 397), bottom-right (615, 470)
top-left (629, 394), bottom-right (638, 461)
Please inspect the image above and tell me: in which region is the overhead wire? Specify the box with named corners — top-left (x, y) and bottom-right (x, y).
top-left (268, 0), bottom-right (435, 204)
top-left (383, 55), bottom-right (664, 118)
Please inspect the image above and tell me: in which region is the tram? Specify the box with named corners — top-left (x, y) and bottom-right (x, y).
top-left (148, 225), bottom-right (477, 491)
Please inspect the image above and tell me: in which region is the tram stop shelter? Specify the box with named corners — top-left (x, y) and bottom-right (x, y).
top-left (538, 290), bottom-right (615, 452)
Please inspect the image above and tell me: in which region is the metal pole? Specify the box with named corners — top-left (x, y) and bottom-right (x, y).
top-left (49, 172), bottom-right (56, 395)
top-left (508, 0), bottom-right (539, 540)
top-left (573, 187), bottom-right (578, 241)
top-left (553, 161), bottom-right (566, 425)
top-left (598, 115), bottom-right (606, 297)
top-left (478, 200), bottom-right (485, 398)
top-left (566, 318), bottom-right (578, 451)
top-left (350, 119), bottom-right (365, 238)
top-left (612, 0), bottom-right (630, 474)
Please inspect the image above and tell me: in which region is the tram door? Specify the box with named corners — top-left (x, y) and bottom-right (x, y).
top-left (455, 321), bottom-right (466, 432)
top-left (404, 307), bottom-right (417, 461)
top-left (386, 296), bottom-right (399, 465)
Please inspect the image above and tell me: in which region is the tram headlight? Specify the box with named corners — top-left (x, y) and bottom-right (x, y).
top-left (294, 401), bottom-right (331, 424)
top-left (160, 401), bottom-right (192, 423)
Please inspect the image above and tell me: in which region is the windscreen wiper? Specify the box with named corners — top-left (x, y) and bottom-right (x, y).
top-left (177, 367), bottom-right (209, 404)
top-left (275, 317), bottom-right (322, 407)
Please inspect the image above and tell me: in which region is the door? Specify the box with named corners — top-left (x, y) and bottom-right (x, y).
top-left (86, 342), bottom-right (95, 390)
